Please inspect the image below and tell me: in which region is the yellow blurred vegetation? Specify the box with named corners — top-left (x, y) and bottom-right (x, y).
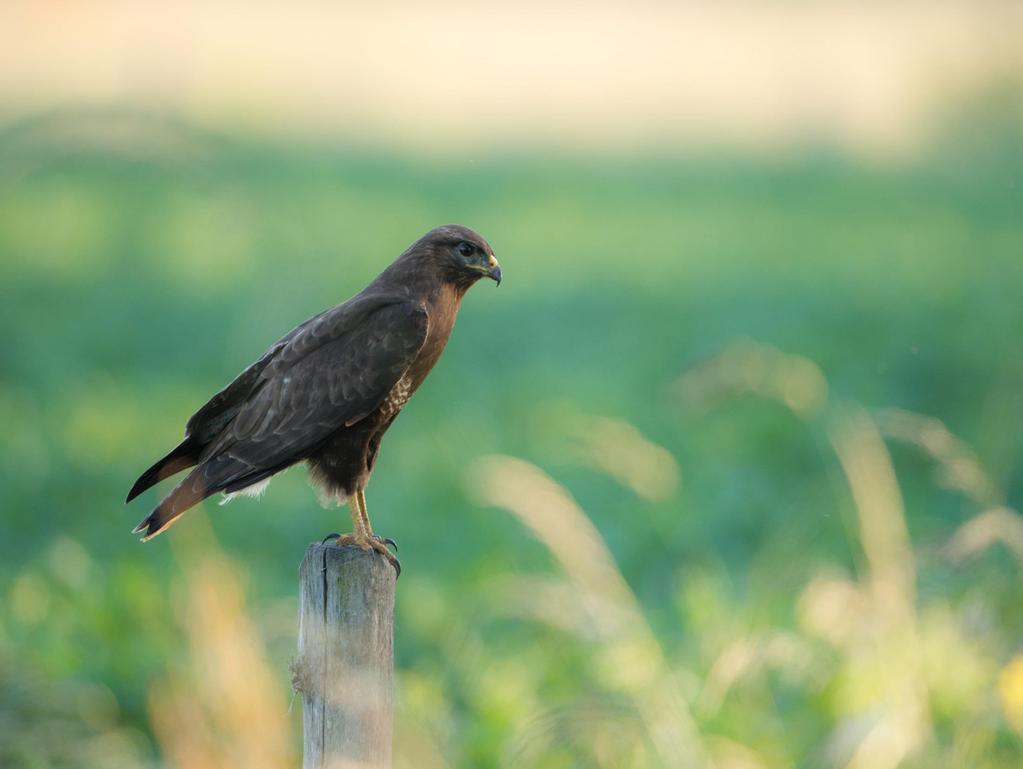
top-left (147, 519), bottom-right (292, 769)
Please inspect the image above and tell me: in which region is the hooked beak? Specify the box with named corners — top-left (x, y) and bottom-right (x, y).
top-left (487, 256), bottom-right (502, 286)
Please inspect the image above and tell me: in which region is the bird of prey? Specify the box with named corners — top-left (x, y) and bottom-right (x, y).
top-left (126, 224), bottom-right (501, 573)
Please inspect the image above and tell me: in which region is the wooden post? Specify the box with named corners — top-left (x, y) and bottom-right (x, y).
top-left (295, 542), bottom-right (396, 769)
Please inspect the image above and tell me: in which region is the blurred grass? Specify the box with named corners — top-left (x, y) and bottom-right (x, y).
top-left (0, 111), bottom-right (1021, 767)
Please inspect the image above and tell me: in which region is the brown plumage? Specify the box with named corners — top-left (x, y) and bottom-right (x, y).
top-left (127, 225), bottom-right (501, 570)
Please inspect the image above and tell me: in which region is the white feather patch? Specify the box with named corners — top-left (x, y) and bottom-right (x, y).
top-left (315, 486), bottom-right (348, 508)
top-left (219, 477), bottom-right (272, 505)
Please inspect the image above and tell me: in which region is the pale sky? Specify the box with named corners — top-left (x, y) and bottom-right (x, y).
top-left (3, 1), bottom-right (1021, 154)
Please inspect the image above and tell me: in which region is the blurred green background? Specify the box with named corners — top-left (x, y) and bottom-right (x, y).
top-left (2, 2), bottom-right (1022, 768)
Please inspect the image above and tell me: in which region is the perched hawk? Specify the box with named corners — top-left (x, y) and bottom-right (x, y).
top-left (126, 225), bottom-right (501, 573)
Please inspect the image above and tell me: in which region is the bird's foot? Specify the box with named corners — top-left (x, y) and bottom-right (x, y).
top-left (323, 532), bottom-right (400, 577)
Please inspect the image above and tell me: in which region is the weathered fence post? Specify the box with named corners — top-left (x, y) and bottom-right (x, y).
top-left (295, 542), bottom-right (396, 769)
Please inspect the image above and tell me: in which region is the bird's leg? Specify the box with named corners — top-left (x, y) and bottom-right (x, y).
top-left (356, 490), bottom-right (401, 569)
top-left (354, 488), bottom-right (372, 538)
top-left (329, 490), bottom-right (400, 576)
top-left (357, 489), bottom-right (399, 552)
top-left (325, 497), bottom-right (369, 547)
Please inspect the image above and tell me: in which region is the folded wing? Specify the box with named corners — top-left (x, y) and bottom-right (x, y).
top-left (132, 299), bottom-right (429, 540)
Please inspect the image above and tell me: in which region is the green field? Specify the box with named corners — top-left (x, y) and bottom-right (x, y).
top-left (2, 113), bottom-right (1021, 768)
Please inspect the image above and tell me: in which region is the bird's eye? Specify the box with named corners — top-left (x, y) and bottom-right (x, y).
top-left (457, 242), bottom-right (475, 257)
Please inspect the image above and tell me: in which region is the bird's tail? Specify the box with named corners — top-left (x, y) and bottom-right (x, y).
top-left (132, 464), bottom-right (215, 541)
top-left (131, 455), bottom-right (275, 541)
top-left (126, 438), bottom-right (199, 503)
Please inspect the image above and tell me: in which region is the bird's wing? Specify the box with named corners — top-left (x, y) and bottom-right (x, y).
top-left (182, 307), bottom-right (333, 443)
top-left (132, 299), bottom-right (429, 540)
top-left (201, 298), bottom-right (430, 482)
top-left (131, 294), bottom-right (427, 539)
top-left (126, 306), bottom-right (334, 502)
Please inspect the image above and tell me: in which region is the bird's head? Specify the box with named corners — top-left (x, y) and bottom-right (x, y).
top-left (413, 224), bottom-right (502, 290)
